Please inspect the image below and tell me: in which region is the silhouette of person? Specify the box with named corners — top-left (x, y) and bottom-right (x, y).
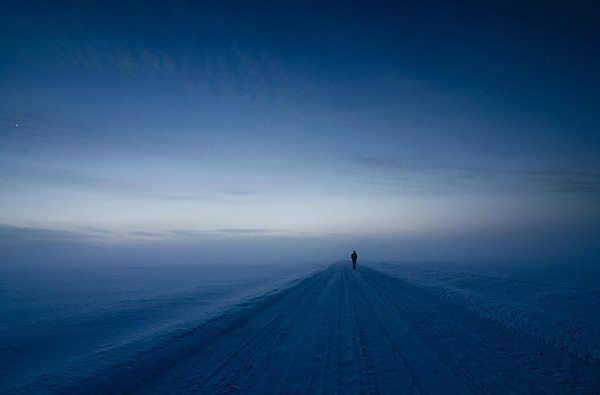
top-left (351, 250), bottom-right (358, 269)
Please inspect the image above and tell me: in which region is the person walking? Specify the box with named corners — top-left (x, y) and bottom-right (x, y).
top-left (351, 250), bottom-right (358, 269)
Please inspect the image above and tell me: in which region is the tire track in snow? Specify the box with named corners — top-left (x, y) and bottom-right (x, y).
top-left (133, 263), bottom-right (600, 394)
top-left (345, 267), bottom-right (400, 394)
top-left (350, 271), bottom-right (421, 394)
top-left (200, 266), bottom-right (334, 393)
top-left (354, 266), bottom-right (488, 394)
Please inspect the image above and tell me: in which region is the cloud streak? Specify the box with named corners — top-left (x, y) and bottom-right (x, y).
top-left (350, 153), bottom-right (600, 196)
top-left (0, 224), bottom-right (291, 248)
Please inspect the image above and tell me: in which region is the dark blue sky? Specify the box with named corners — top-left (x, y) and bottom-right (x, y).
top-left (1, 0), bottom-right (599, 265)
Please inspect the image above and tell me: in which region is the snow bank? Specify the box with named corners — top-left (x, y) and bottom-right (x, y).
top-left (366, 261), bottom-right (600, 364)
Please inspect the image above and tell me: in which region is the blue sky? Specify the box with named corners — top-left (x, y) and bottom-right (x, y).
top-left (1, 1), bottom-right (599, 265)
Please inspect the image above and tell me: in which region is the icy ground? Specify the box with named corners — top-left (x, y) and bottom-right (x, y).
top-left (0, 263), bottom-right (322, 394)
top-left (1, 261), bottom-right (599, 393)
top-left (132, 263), bottom-right (599, 394)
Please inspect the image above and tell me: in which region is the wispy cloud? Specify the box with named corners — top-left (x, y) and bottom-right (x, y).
top-left (214, 228), bottom-right (285, 235)
top-left (351, 153), bottom-right (600, 196)
top-left (167, 228), bottom-right (286, 240)
top-left (0, 158), bottom-right (245, 204)
top-left (0, 223), bottom-right (110, 245)
top-left (129, 231), bottom-right (164, 238)
top-left (0, 161), bottom-right (155, 197)
top-left (513, 170), bottom-right (600, 194)
top-left (0, 224), bottom-right (290, 247)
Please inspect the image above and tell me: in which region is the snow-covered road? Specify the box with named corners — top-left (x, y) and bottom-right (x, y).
top-left (130, 263), bottom-right (597, 394)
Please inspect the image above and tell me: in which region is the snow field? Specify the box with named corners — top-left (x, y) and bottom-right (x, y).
top-left (1, 261), bottom-right (598, 393)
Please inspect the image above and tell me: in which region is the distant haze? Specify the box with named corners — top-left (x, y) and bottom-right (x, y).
top-left (1, 1), bottom-right (599, 267)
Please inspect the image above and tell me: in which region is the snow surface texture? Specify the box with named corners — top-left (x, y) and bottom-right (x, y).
top-left (368, 261), bottom-right (600, 365)
top-left (0, 263), bottom-right (322, 393)
top-left (1, 262), bottom-right (598, 393)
